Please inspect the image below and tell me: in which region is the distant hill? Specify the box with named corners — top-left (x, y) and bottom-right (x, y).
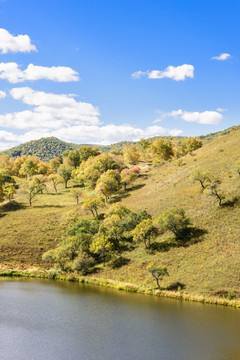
top-left (1, 125), bottom-right (239, 162)
top-left (0, 137), bottom-right (80, 162)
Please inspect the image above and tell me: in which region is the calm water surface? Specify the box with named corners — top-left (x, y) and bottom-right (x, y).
top-left (0, 279), bottom-right (239, 360)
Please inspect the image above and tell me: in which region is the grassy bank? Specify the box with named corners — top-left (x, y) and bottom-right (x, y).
top-left (0, 268), bottom-right (240, 309)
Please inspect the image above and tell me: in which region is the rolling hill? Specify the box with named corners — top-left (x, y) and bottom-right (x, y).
top-left (0, 124), bottom-right (240, 303)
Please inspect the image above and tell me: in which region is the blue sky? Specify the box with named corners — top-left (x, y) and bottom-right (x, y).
top-left (0, 0), bottom-right (239, 149)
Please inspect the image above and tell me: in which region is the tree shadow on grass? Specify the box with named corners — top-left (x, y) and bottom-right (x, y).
top-left (166, 282), bottom-right (186, 291)
top-left (149, 227), bottom-right (208, 253)
top-left (110, 192), bottom-right (130, 204)
top-left (222, 196), bottom-right (240, 208)
top-left (110, 256), bottom-right (130, 269)
top-left (0, 201), bottom-right (26, 212)
top-left (128, 183), bottom-right (146, 192)
top-left (33, 204), bottom-right (65, 209)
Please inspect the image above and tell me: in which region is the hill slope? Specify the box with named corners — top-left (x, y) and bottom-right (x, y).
top-left (0, 126), bottom-right (240, 299)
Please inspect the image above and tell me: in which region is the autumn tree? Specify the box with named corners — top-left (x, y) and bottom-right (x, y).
top-left (70, 188), bottom-right (82, 204)
top-left (120, 168), bottom-right (138, 190)
top-left (123, 144), bottom-right (141, 165)
top-left (95, 169), bottom-right (120, 201)
top-left (181, 137), bottom-right (202, 155)
top-left (48, 174), bottom-right (62, 193)
top-left (57, 164), bottom-right (74, 188)
top-left (132, 218), bottom-right (157, 248)
top-left (151, 138), bottom-right (174, 161)
top-left (82, 197), bottom-right (105, 219)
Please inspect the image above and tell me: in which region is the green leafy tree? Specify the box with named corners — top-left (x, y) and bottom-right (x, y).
top-left (132, 218), bottom-right (157, 248)
top-left (57, 164), bottom-right (74, 188)
top-left (70, 188), bottom-right (82, 204)
top-left (206, 179), bottom-right (225, 206)
top-left (158, 208), bottom-right (191, 240)
top-left (48, 174), bottom-right (62, 193)
top-left (25, 181), bottom-right (41, 207)
top-left (49, 158), bottom-right (61, 173)
top-left (190, 170), bottom-right (211, 190)
top-left (20, 157), bottom-right (39, 178)
top-left (147, 263), bottom-right (169, 290)
top-left (82, 197), bottom-right (105, 219)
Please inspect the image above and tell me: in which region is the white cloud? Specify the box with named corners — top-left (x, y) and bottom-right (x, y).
top-left (0, 87), bottom-right (100, 130)
top-left (211, 53), bottom-right (231, 61)
top-left (0, 90), bottom-right (6, 98)
top-left (0, 63), bottom-right (80, 83)
top-left (131, 64), bottom-right (194, 81)
top-left (0, 125), bottom-right (183, 150)
top-left (156, 109), bottom-right (223, 125)
top-left (131, 71), bottom-right (146, 79)
top-left (0, 87), bottom-right (183, 149)
top-left (216, 108), bottom-right (227, 112)
top-left (0, 28), bottom-right (37, 54)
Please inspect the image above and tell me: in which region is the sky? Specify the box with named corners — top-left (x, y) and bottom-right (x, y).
top-left (0, 0), bottom-right (240, 150)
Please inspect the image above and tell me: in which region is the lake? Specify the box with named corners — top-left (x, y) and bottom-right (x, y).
top-left (0, 279), bottom-right (239, 360)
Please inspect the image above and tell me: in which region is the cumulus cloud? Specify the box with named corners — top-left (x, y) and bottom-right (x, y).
top-left (0, 28), bottom-right (37, 54)
top-left (0, 87), bottom-right (183, 149)
top-left (131, 64), bottom-right (194, 81)
top-left (0, 90), bottom-right (6, 98)
top-left (0, 87), bottom-right (100, 130)
top-left (211, 53), bottom-right (231, 61)
top-left (155, 109), bottom-right (223, 125)
top-left (0, 63), bottom-right (80, 83)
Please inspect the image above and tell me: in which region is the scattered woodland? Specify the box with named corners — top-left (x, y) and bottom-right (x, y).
top-left (1, 127), bottom-right (240, 300)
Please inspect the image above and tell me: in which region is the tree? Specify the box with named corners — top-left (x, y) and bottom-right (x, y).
top-left (64, 149), bottom-right (81, 168)
top-left (206, 179), bottom-right (225, 206)
top-left (90, 230), bottom-right (114, 266)
top-left (132, 218), bottom-right (157, 248)
top-left (57, 164), bottom-right (73, 188)
top-left (48, 174), bottom-right (61, 193)
top-left (49, 158), bottom-right (61, 173)
top-left (147, 263), bottom-right (169, 290)
top-left (190, 170), bottom-right (211, 190)
top-left (20, 157), bottom-right (38, 178)
top-left (70, 188), bottom-right (82, 204)
top-left (3, 183), bottom-right (16, 201)
top-left (181, 137), bottom-right (202, 154)
top-left (0, 171), bottom-right (15, 202)
top-left (82, 197), bottom-right (105, 219)
top-left (96, 169), bottom-right (120, 201)
top-left (123, 144), bottom-right (141, 165)
top-left (151, 138), bottom-right (174, 161)
top-left (32, 175), bottom-right (47, 194)
top-left (158, 208), bottom-right (191, 240)
top-left (25, 181), bottom-right (41, 207)
top-left (120, 168), bottom-right (137, 190)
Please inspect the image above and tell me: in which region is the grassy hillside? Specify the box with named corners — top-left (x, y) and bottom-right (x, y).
top-left (0, 127), bottom-right (240, 300)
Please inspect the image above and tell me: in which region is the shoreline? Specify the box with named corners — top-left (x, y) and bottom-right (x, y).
top-left (0, 268), bottom-right (240, 309)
